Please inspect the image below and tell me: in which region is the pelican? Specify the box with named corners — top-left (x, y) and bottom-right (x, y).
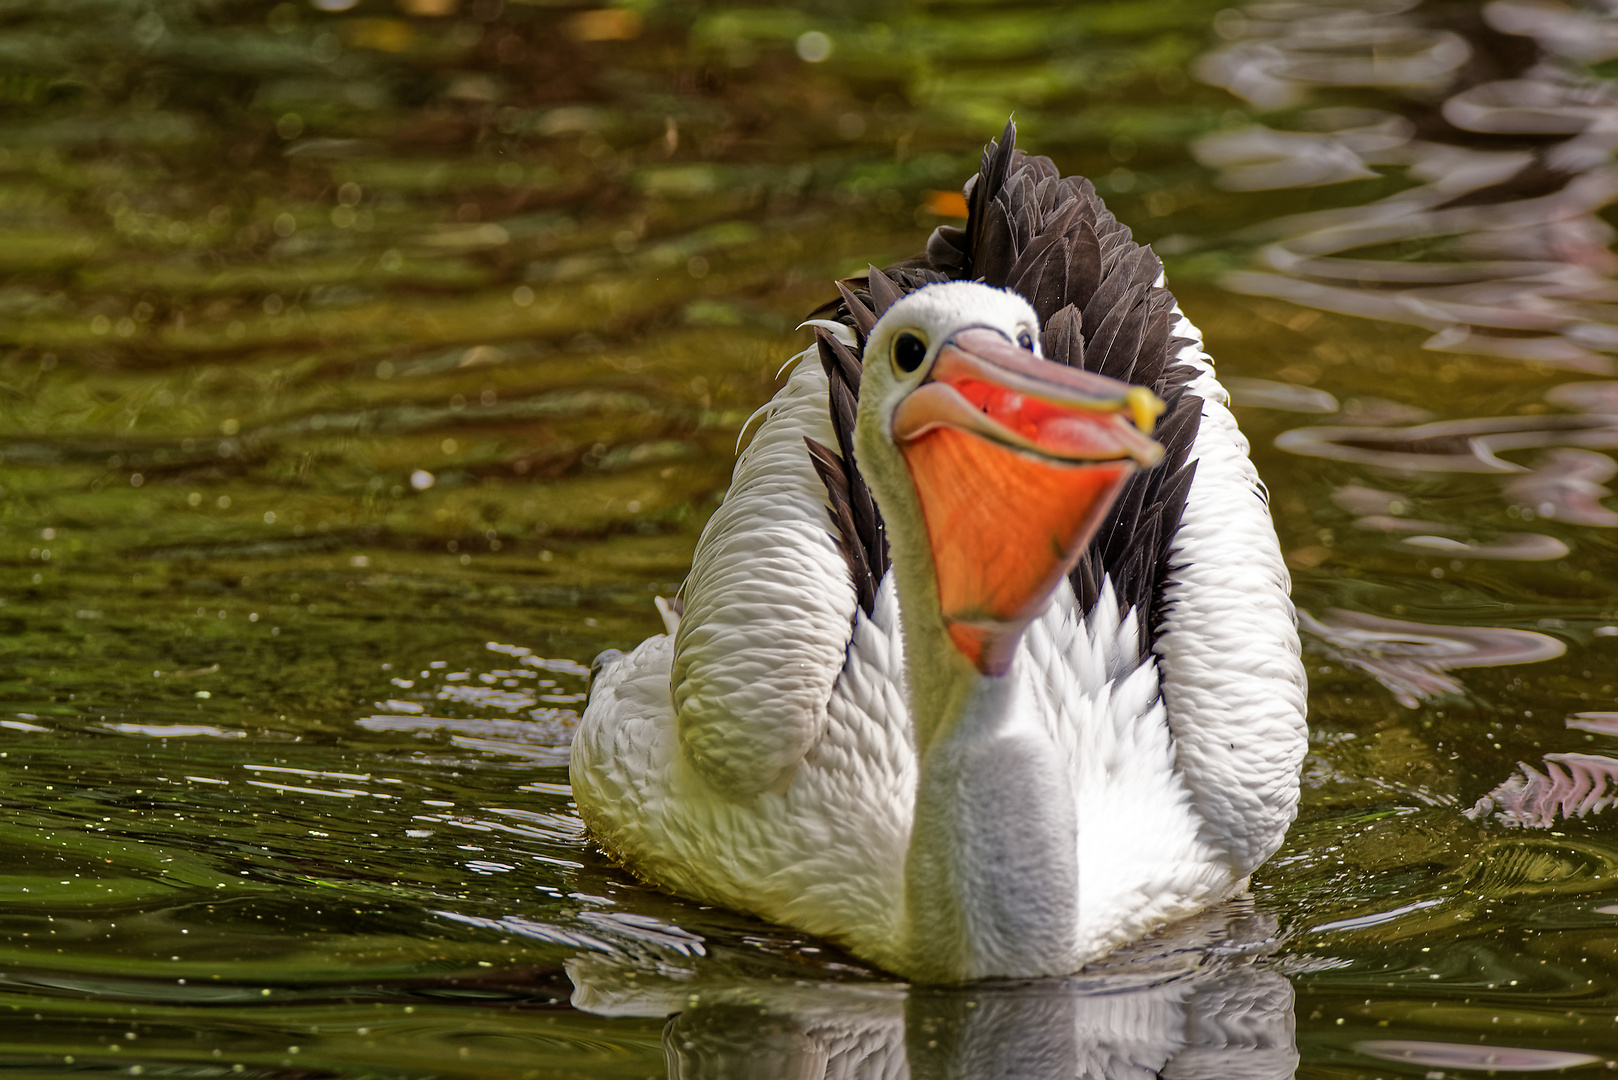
top-left (570, 122), bottom-right (1307, 983)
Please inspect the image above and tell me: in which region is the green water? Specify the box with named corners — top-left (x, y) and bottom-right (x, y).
top-left (3, 0), bottom-right (1618, 1075)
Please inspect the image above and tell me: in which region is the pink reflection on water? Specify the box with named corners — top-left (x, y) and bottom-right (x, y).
top-left (1300, 610), bottom-right (1565, 708)
top-left (1567, 711), bottom-right (1618, 735)
top-left (1191, 124), bottom-right (1380, 190)
top-left (1198, 0), bottom-right (1618, 371)
top-left (1404, 531), bottom-right (1566, 557)
top-left (1277, 414), bottom-right (1618, 473)
top-left (1399, 531), bottom-right (1569, 560)
top-left (1357, 1038), bottom-right (1600, 1070)
top-left (1224, 376), bottom-right (1340, 413)
top-left (1546, 380), bottom-right (1618, 412)
top-left (1197, 4), bottom-right (1470, 111)
top-left (1487, 0), bottom-right (1618, 65)
top-left (1331, 483), bottom-right (1413, 517)
top-left (1467, 752), bottom-right (1618, 827)
top-left (1330, 482), bottom-right (1570, 557)
top-left (1293, 386), bottom-right (1618, 566)
top-left (1504, 447), bottom-right (1618, 525)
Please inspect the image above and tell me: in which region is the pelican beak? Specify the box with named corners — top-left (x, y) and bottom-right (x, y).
top-left (890, 328), bottom-right (1166, 676)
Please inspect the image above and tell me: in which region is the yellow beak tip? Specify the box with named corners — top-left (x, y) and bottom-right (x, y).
top-left (1125, 387), bottom-right (1166, 435)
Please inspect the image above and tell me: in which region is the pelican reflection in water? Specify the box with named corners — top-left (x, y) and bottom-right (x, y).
top-left (568, 901), bottom-right (1299, 1080)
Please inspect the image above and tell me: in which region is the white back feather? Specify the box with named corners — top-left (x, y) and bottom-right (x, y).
top-left (671, 347), bottom-right (859, 797)
top-left (1154, 307), bottom-right (1309, 875)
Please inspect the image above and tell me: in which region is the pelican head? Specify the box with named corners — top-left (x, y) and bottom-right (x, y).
top-left (852, 282), bottom-right (1166, 685)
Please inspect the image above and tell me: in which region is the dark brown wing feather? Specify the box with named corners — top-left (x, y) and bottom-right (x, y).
top-left (808, 120), bottom-right (1202, 657)
top-left (810, 328), bottom-right (889, 611)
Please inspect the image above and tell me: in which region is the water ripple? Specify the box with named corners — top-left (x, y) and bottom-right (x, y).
top-left (1300, 610), bottom-right (1565, 707)
top-left (1357, 1038), bottom-right (1600, 1070)
top-left (1201, 0), bottom-right (1618, 372)
top-left (1469, 753), bottom-right (1618, 827)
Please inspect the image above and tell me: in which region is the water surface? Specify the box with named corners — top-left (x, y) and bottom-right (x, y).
top-left (4, 0), bottom-right (1618, 1076)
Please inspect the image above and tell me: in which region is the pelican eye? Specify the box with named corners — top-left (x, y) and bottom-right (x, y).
top-left (892, 332), bottom-right (928, 374)
top-left (1017, 330), bottom-right (1034, 351)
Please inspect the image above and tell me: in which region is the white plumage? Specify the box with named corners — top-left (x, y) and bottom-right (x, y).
top-left (571, 271), bottom-right (1307, 981)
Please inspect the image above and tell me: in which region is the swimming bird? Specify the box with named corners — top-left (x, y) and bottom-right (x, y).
top-left (571, 121), bottom-right (1308, 983)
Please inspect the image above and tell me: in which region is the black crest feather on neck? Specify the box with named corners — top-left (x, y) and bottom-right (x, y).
top-left (808, 120), bottom-right (1202, 658)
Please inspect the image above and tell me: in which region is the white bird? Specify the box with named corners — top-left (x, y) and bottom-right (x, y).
top-left (570, 122), bottom-right (1308, 984)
